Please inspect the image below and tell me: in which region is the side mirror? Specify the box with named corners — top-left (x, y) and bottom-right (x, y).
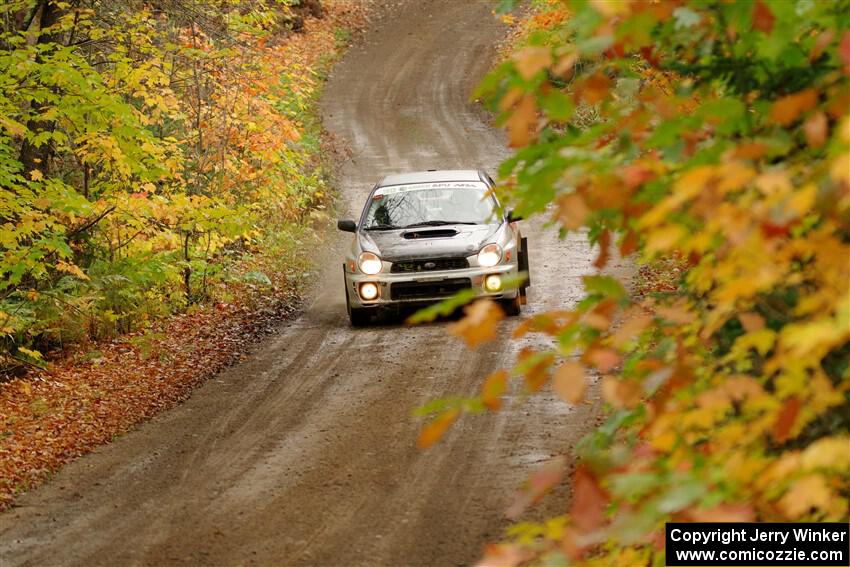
top-left (337, 219), bottom-right (357, 232)
top-left (506, 210), bottom-right (523, 222)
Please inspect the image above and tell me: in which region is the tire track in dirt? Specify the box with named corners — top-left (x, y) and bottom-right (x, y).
top-left (0, 2), bottom-right (619, 565)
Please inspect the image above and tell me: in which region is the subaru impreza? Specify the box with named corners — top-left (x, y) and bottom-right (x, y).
top-left (337, 169), bottom-right (529, 326)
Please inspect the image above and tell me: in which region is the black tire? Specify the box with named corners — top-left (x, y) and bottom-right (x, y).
top-left (519, 236), bottom-right (530, 290)
top-left (344, 268), bottom-right (370, 327)
top-left (348, 305), bottom-right (370, 327)
top-left (501, 294), bottom-right (521, 317)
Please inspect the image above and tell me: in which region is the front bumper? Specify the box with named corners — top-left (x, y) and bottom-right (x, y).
top-left (345, 263), bottom-right (520, 309)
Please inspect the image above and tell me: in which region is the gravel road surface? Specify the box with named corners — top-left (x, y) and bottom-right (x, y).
top-left (0, 2), bottom-right (619, 565)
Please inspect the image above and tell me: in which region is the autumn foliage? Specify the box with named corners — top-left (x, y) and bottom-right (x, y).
top-left (0, 0), bottom-right (364, 507)
top-left (422, 0), bottom-right (849, 564)
top-left (0, 0), bottom-right (360, 372)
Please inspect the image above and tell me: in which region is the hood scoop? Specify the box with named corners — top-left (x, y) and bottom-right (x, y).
top-left (402, 228), bottom-right (458, 239)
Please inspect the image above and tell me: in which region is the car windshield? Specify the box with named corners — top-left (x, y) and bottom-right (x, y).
top-left (362, 182), bottom-right (498, 229)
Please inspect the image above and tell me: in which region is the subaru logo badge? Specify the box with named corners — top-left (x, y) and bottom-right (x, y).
top-left (424, 261), bottom-right (436, 269)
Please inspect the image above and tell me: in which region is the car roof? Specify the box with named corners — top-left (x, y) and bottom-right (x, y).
top-left (377, 169), bottom-right (485, 187)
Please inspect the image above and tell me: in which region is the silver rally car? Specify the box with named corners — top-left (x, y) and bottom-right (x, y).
top-left (337, 169), bottom-right (529, 326)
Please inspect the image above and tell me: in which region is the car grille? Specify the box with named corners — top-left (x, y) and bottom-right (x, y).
top-left (390, 278), bottom-right (471, 301)
top-left (390, 257), bottom-right (469, 273)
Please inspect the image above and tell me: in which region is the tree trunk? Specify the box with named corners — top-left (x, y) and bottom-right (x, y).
top-left (18, 0), bottom-right (64, 175)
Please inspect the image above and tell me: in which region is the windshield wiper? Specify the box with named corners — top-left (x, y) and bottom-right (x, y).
top-left (364, 224), bottom-right (402, 231)
top-left (402, 220), bottom-right (479, 228)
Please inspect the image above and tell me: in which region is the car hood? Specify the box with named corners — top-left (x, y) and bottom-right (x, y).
top-left (359, 223), bottom-right (502, 261)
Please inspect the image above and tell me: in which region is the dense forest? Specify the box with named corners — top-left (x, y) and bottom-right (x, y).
top-left (0, 0), bottom-right (333, 373)
top-left (417, 1), bottom-right (850, 564)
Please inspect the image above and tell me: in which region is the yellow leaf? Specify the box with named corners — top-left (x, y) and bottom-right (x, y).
top-left (552, 361), bottom-right (586, 404)
top-left (755, 171), bottom-right (792, 196)
top-left (716, 161), bottom-right (755, 194)
top-left (17, 346), bottom-right (43, 361)
top-left (644, 224), bottom-right (686, 255)
top-left (787, 184), bottom-right (817, 216)
top-left (782, 319), bottom-right (845, 357)
top-left (779, 474), bottom-right (833, 519)
top-left (801, 436), bottom-right (850, 473)
top-left (481, 370), bottom-right (508, 411)
top-left (56, 261), bottom-right (90, 280)
top-left (29, 169), bottom-right (43, 181)
top-left (590, 0), bottom-right (630, 16)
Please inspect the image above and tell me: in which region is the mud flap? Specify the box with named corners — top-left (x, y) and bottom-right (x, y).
top-left (519, 237), bottom-right (530, 290)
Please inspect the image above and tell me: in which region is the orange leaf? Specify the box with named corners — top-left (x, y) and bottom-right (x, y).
top-left (552, 52), bottom-right (578, 79)
top-left (770, 89), bottom-right (819, 126)
top-left (418, 408), bottom-right (459, 449)
top-left (751, 1), bottom-right (775, 34)
top-left (593, 229), bottom-right (611, 270)
top-left (619, 230), bottom-right (638, 256)
top-left (809, 30), bottom-right (834, 63)
top-left (506, 456), bottom-right (566, 519)
top-left (602, 376), bottom-right (642, 408)
top-left (448, 299), bottom-right (504, 348)
top-left (552, 361), bottom-right (586, 404)
top-left (513, 46), bottom-right (551, 81)
top-left (734, 142), bottom-right (768, 160)
top-left (688, 503), bottom-right (755, 522)
top-left (570, 466), bottom-right (608, 533)
top-left (609, 314), bottom-right (652, 349)
top-left (475, 544), bottom-right (528, 567)
top-left (498, 87), bottom-right (524, 113)
top-left (620, 162), bottom-right (655, 189)
top-left (803, 111), bottom-right (828, 147)
top-left (656, 303), bottom-right (696, 325)
top-left (481, 370), bottom-right (508, 411)
top-left (555, 192), bottom-right (590, 230)
top-left (529, 456), bottom-right (567, 492)
top-left (840, 31), bottom-right (850, 69)
top-left (773, 397), bottom-right (801, 443)
top-left (739, 312), bottom-right (765, 332)
top-left (581, 73), bottom-right (611, 105)
top-left (505, 94), bottom-right (537, 148)
top-left (519, 349), bottom-right (555, 393)
top-left (586, 348), bottom-right (621, 372)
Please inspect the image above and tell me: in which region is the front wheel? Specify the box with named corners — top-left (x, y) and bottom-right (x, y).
top-left (500, 293), bottom-right (521, 317)
top-left (344, 269), bottom-right (371, 327)
top-left (348, 305), bottom-right (370, 327)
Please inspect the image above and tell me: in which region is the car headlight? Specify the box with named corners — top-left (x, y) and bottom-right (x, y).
top-left (477, 243), bottom-right (502, 267)
top-left (358, 252), bottom-right (382, 275)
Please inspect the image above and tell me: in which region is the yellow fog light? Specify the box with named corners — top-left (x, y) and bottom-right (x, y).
top-left (359, 282), bottom-right (379, 301)
top-left (484, 274), bottom-right (502, 292)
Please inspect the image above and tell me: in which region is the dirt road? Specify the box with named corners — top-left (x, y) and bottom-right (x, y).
top-left (0, 2), bottom-right (615, 565)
